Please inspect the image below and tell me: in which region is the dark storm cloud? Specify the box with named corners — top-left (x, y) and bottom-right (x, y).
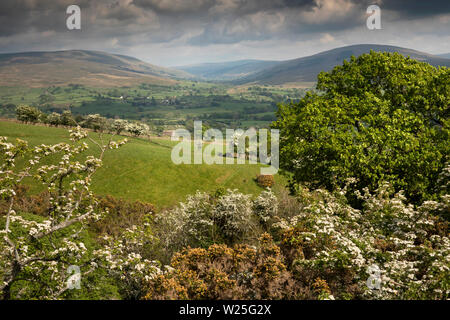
top-left (0, 0), bottom-right (92, 36)
top-left (184, 0), bottom-right (369, 45)
top-left (131, 0), bottom-right (317, 15)
top-left (381, 0), bottom-right (450, 19)
top-left (0, 0), bottom-right (448, 44)
top-left (0, 0), bottom-right (449, 65)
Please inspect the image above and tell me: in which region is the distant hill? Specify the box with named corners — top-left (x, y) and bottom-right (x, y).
top-left (0, 50), bottom-right (192, 87)
top-left (437, 53), bottom-right (450, 59)
top-left (2, 46), bottom-right (449, 88)
top-left (174, 60), bottom-right (279, 80)
top-left (232, 44), bottom-right (450, 86)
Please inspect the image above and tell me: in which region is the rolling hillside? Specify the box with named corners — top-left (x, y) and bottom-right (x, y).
top-left (0, 120), bottom-right (284, 209)
top-left (232, 44), bottom-right (450, 85)
top-left (175, 59), bottom-right (279, 80)
top-left (2, 45), bottom-right (448, 88)
top-left (0, 50), bottom-right (192, 88)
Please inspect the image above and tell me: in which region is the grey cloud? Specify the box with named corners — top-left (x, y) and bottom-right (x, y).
top-left (187, 1), bottom-right (369, 46)
top-left (0, 0), bottom-right (448, 65)
top-left (381, 0), bottom-right (450, 19)
top-left (0, 0), bottom-right (447, 41)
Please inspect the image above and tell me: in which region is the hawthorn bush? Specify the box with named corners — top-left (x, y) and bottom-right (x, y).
top-left (16, 105), bottom-right (42, 124)
top-left (0, 127), bottom-right (127, 299)
top-left (275, 183), bottom-right (449, 299)
top-left (154, 189), bottom-right (278, 262)
top-left (95, 220), bottom-right (163, 300)
top-left (15, 107), bottom-right (152, 138)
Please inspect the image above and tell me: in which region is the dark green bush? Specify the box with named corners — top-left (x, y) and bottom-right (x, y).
top-left (274, 51), bottom-right (449, 204)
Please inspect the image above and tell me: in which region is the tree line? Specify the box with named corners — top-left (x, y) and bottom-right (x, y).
top-left (15, 105), bottom-right (151, 137)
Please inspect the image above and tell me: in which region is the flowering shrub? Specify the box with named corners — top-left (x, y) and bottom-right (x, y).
top-left (112, 119), bottom-right (128, 135)
top-left (253, 189), bottom-right (278, 230)
top-left (16, 105), bottom-right (42, 124)
top-left (213, 190), bottom-right (254, 244)
top-left (60, 111), bottom-right (76, 127)
top-left (275, 183), bottom-right (449, 299)
top-left (14, 107), bottom-right (155, 140)
top-left (0, 127), bottom-right (127, 299)
top-left (125, 122), bottom-right (149, 137)
top-left (3, 108), bottom-right (448, 300)
top-left (155, 189), bottom-right (279, 258)
top-left (155, 191), bottom-right (215, 259)
top-left (95, 220), bottom-right (163, 299)
top-left (82, 114), bottom-right (108, 132)
top-left (47, 112), bottom-right (61, 127)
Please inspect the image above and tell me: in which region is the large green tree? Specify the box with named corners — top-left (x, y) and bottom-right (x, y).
top-left (274, 51), bottom-right (449, 204)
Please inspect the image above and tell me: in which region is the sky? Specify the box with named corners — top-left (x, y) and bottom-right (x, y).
top-left (0, 0), bottom-right (449, 66)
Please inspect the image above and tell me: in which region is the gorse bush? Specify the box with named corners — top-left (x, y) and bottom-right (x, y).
top-left (274, 51), bottom-right (449, 205)
top-left (1, 129), bottom-right (448, 300)
top-left (144, 234), bottom-right (297, 300)
top-left (3, 52), bottom-right (448, 300)
top-left (256, 174), bottom-right (275, 188)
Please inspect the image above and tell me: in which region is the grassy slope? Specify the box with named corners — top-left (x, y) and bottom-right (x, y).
top-left (0, 121), bottom-right (286, 210)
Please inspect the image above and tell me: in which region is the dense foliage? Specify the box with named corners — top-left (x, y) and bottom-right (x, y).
top-left (16, 106), bottom-right (41, 124)
top-left (274, 51), bottom-right (449, 205)
top-left (144, 183), bottom-right (449, 300)
top-left (2, 52), bottom-right (449, 300)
